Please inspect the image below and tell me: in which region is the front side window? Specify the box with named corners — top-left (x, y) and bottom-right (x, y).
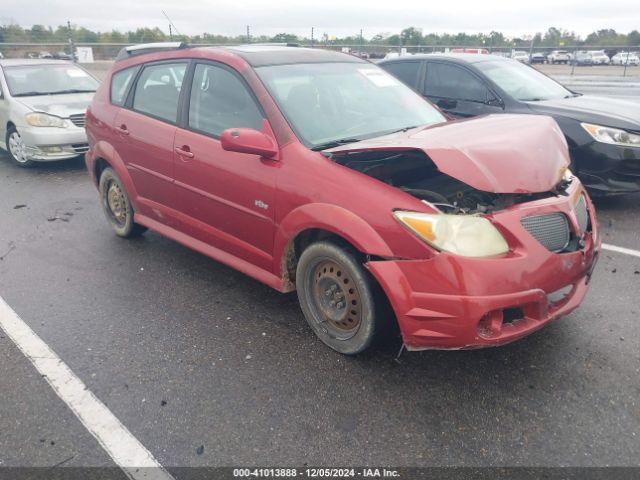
top-left (132, 63), bottom-right (187, 123)
top-left (476, 60), bottom-right (572, 101)
top-left (3, 64), bottom-right (98, 97)
top-left (110, 66), bottom-right (139, 106)
top-left (382, 61), bottom-right (421, 88)
top-left (188, 63), bottom-right (264, 137)
top-left (256, 62), bottom-right (445, 148)
top-left (424, 63), bottom-right (489, 103)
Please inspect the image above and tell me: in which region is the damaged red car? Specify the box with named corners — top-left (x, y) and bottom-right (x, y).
top-left (85, 44), bottom-right (600, 354)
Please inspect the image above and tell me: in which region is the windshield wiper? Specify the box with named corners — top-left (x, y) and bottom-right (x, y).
top-left (389, 125), bottom-right (420, 134)
top-left (13, 88), bottom-right (96, 97)
top-left (13, 91), bottom-right (52, 97)
top-left (311, 138), bottom-right (363, 151)
top-left (47, 89), bottom-right (97, 95)
top-left (564, 93), bottom-right (581, 98)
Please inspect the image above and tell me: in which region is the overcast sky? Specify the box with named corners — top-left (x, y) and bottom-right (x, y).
top-left (1, 0), bottom-right (638, 39)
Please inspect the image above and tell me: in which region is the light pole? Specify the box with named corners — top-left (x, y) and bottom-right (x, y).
top-left (67, 20), bottom-right (76, 62)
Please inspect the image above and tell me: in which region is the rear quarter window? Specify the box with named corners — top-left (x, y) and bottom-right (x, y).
top-left (110, 66), bottom-right (139, 106)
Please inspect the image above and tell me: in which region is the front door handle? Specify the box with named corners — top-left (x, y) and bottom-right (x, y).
top-left (175, 146), bottom-right (194, 159)
top-left (116, 124), bottom-right (129, 135)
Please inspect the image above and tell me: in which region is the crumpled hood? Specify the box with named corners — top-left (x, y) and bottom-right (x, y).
top-left (527, 95), bottom-right (640, 131)
top-left (327, 114), bottom-right (569, 194)
top-left (16, 92), bottom-right (94, 118)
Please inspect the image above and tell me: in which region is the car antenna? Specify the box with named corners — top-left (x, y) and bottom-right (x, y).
top-left (161, 10), bottom-right (182, 40)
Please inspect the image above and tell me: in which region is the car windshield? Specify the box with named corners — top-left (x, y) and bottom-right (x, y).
top-left (3, 64), bottom-right (99, 97)
top-left (476, 60), bottom-right (572, 101)
top-left (255, 62), bottom-right (445, 149)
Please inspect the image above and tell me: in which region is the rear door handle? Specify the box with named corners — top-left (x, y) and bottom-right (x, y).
top-left (116, 124), bottom-right (129, 135)
top-left (175, 146), bottom-right (194, 159)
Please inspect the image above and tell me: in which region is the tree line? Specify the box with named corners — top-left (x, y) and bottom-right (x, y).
top-left (1, 24), bottom-right (639, 48)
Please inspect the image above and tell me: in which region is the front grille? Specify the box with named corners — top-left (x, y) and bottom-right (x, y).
top-left (69, 113), bottom-right (86, 128)
top-left (521, 213), bottom-right (570, 252)
top-left (575, 194), bottom-right (589, 233)
top-left (72, 143), bottom-right (89, 154)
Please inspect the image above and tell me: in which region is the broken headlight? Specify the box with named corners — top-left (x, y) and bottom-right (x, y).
top-left (394, 211), bottom-right (509, 257)
top-left (581, 123), bottom-right (640, 148)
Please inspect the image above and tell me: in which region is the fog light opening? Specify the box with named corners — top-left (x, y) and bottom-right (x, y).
top-left (477, 306), bottom-right (525, 339)
top-left (503, 307), bottom-right (524, 324)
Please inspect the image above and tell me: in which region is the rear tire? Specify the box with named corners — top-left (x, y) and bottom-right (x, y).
top-left (6, 126), bottom-right (35, 168)
top-left (295, 241), bottom-right (389, 355)
top-left (98, 167), bottom-right (147, 238)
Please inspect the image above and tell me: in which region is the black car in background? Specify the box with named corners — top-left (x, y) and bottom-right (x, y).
top-left (530, 52), bottom-right (547, 64)
top-left (380, 54), bottom-right (640, 195)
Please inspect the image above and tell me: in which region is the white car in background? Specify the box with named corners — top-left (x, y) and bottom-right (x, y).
top-left (547, 50), bottom-right (571, 64)
top-left (0, 59), bottom-right (99, 167)
top-left (611, 52), bottom-right (640, 66)
top-left (589, 50), bottom-right (610, 65)
top-left (511, 51), bottom-right (530, 63)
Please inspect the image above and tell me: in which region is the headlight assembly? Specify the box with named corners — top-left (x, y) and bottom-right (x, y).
top-left (25, 112), bottom-right (67, 128)
top-left (581, 123), bottom-right (640, 148)
top-left (393, 211), bottom-right (509, 257)
top-left (563, 168), bottom-right (574, 182)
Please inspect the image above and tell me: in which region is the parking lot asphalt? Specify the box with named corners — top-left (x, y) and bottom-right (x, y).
top-left (1, 137), bottom-right (640, 474)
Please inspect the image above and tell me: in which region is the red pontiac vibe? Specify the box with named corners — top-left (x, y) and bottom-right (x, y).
top-left (85, 44), bottom-right (600, 355)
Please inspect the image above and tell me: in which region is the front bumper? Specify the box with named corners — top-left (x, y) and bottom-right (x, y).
top-left (573, 141), bottom-right (640, 195)
top-left (367, 182), bottom-right (600, 350)
top-left (18, 125), bottom-right (88, 161)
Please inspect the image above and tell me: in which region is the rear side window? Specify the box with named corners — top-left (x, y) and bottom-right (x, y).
top-left (382, 61), bottom-right (421, 88)
top-left (132, 63), bottom-right (187, 123)
top-left (424, 63), bottom-right (489, 103)
top-left (188, 63), bottom-right (264, 137)
top-left (110, 66), bottom-right (139, 106)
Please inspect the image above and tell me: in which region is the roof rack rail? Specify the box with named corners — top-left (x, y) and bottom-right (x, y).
top-left (115, 42), bottom-right (190, 61)
top-left (238, 42), bottom-right (300, 48)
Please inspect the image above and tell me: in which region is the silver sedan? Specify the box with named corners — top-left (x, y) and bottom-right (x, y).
top-left (0, 59), bottom-right (98, 167)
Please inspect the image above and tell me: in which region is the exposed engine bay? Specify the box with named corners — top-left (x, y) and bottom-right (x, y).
top-left (331, 149), bottom-right (569, 214)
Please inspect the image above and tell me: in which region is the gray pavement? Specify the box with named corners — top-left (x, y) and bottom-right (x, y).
top-left (1, 144), bottom-right (640, 474)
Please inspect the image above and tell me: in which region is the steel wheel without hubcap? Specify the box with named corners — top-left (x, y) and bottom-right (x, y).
top-left (98, 167), bottom-right (147, 238)
top-left (310, 259), bottom-right (363, 340)
top-left (296, 241), bottom-right (389, 355)
top-left (106, 180), bottom-right (127, 226)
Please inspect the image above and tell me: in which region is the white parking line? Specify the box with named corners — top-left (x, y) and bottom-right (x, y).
top-left (0, 296), bottom-right (174, 480)
top-left (602, 243), bottom-right (640, 258)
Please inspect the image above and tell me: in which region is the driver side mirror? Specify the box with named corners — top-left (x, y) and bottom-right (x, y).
top-left (220, 128), bottom-right (278, 159)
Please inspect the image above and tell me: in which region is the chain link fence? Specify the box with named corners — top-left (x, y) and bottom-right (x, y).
top-left (1, 42), bottom-right (639, 77)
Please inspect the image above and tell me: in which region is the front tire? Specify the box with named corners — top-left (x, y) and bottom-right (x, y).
top-left (98, 167), bottom-right (147, 238)
top-left (295, 241), bottom-right (388, 355)
top-left (6, 126), bottom-right (35, 167)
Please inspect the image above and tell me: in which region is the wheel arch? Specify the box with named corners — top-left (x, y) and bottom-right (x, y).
top-left (90, 141), bottom-right (140, 205)
top-left (274, 203), bottom-right (395, 290)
